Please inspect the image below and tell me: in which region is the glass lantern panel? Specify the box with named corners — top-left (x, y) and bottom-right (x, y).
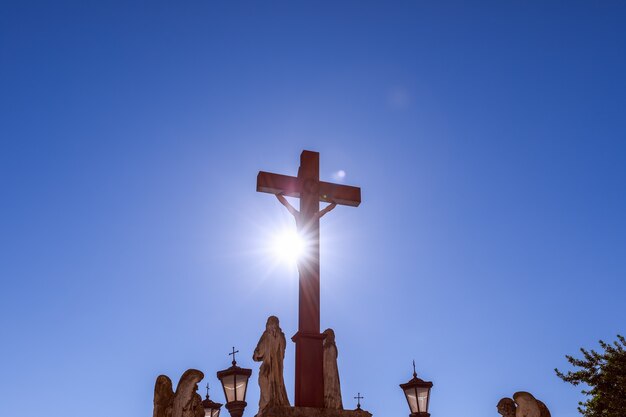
top-left (404, 387), bottom-right (418, 413)
top-left (235, 375), bottom-right (248, 402)
top-left (204, 408), bottom-right (212, 417)
top-left (221, 375), bottom-right (236, 403)
top-left (213, 409), bottom-right (220, 417)
top-left (417, 386), bottom-right (429, 412)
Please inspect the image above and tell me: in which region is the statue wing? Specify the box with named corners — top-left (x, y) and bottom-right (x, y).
top-left (172, 369), bottom-right (204, 417)
top-left (153, 375), bottom-right (174, 417)
top-left (536, 400), bottom-right (551, 417)
top-left (513, 392), bottom-right (541, 417)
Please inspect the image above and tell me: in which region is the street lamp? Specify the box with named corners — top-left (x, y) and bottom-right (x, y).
top-left (400, 361), bottom-right (433, 417)
top-left (216, 347), bottom-right (252, 417)
top-left (202, 383), bottom-right (223, 417)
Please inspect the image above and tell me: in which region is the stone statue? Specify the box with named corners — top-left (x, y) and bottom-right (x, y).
top-left (496, 398), bottom-right (516, 417)
top-left (497, 392), bottom-right (551, 417)
top-left (536, 400), bottom-right (551, 417)
top-left (189, 391), bottom-right (205, 417)
top-left (322, 328), bottom-right (343, 409)
top-left (153, 369), bottom-right (205, 417)
top-left (513, 392), bottom-right (541, 417)
top-left (154, 375), bottom-right (174, 417)
top-left (253, 316), bottom-right (290, 412)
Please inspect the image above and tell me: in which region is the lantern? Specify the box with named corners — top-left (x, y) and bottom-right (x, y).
top-left (202, 383), bottom-right (222, 417)
top-left (217, 348), bottom-right (252, 417)
top-left (400, 361), bottom-right (433, 417)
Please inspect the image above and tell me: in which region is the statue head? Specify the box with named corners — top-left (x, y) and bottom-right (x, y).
top-left (497, 397), bottom-right (516, 417)
top-left (323, 328), bottom-right (336, 344)
top-left (266, 316), bottom-right (280, 332)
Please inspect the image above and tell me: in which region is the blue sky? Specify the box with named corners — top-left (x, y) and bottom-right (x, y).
top-left (1, 1), bottom-right (625, 417)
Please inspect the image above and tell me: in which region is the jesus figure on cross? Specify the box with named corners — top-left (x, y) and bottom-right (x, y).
top-left (275, 193), bottom-right (337, 224)
top-left (257, 150), bottom-right (361, 408)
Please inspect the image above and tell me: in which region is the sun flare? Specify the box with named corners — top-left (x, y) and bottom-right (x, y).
top-left (271, 228), bottom-right (306, 263)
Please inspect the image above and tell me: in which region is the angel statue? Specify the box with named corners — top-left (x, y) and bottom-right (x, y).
top-left (153, 369), bottom-right (205, 417)
top-left (253, 316), bottom-right (290, 413)
top-left (323, 328), bottom-right (343, 409)
top-left (497, 391), bottom-right (551, 417)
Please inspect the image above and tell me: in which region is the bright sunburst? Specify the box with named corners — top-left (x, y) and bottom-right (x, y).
top-left (271, 228), bottom-right (306, 263)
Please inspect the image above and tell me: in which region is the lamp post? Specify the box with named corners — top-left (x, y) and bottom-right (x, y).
top-left (400, 361), bottom-right (433, 417)
top-left (216, 347), bottom-right (252, 417)
top-left (202, 383), bottom-right (223, 417)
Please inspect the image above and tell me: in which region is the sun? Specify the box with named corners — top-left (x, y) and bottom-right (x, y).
top-left (271, 228), bottom-right (306, 263)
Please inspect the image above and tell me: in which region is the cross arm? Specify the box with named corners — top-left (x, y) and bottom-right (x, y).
top-left (319, 181), bottom-right (361, 207)
top-left (257, 171), bottom-right (361, 207)
top-left (257, 171), bottom-right (300, 198)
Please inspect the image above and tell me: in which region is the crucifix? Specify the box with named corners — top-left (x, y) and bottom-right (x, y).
top-left (257, 150), bottom-right (361, 408)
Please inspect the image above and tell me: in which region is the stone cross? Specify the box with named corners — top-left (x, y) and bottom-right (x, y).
top-left (257, 150), bottom-right (361, 407)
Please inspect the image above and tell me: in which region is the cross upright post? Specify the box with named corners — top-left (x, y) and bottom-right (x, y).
top-left (296, 151), bottom-right (321, 334)
top-left (257, 150), bottom-right (361, 408)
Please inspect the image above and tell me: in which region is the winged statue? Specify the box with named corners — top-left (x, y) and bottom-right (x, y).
top-left (154, 369), bottom-right (205, 417)
top-left (497, 391), bottom-right (550, 417)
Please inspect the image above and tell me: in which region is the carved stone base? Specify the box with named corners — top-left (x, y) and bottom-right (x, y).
top-left (258, 406), bottom-right (373, 417)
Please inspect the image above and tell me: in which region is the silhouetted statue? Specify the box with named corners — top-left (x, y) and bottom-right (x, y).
top-left (154, 375), bottom-right (174, 417)
top-left (536, 400), bottom-right (551, 417)
top-left (253, 316), bottom-right (290, 412)
top-left (497, 392), bottom-right (551, 417)
top-left (323, 328), bottom-right (343, 409)
top-left (153, 369), bottom-right (204, 417)
top-left (189, 391), bottom-right (204, 417)
top-left (513, 392), bottom-right (541, 417)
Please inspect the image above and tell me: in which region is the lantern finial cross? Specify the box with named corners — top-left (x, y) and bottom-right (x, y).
top-left (229, 346), bottom-right (239, 365)
top-left (354, 392), bottom-right (364, 410)
top-left (205, 382), bottom-right (210, 399)
top-left (412, 359), bottom-right (417, 378)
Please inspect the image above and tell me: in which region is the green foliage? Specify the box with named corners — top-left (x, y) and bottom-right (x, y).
top-left (555, 335), bottom-right (626, 417)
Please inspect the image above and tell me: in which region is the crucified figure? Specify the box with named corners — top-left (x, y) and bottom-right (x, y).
top-left (275, 193), bottom-right (337, 223)
top-left (257, 151), bottom-right (361, 408)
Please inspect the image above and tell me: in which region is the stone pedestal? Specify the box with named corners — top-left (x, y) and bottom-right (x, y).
top-left (258, 406), bottom-right (372, 417)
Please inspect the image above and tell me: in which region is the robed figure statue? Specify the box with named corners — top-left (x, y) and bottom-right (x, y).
top-left (322, 328), bottom-right (343, 409)
top-left (253, 316), bottom-right (290, 412)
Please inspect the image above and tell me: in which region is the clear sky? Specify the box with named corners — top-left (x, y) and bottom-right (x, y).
top-left (1, 2), bottom-right (625, 417)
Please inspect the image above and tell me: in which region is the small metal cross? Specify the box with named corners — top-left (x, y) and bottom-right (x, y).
top-left (205, 383), bottom-right (210, 399)
top-left (354, 392), bottom-right (364, 410)
top-left (229, 346), bottom-right (239, 365)
top-left (413, 359), bottom-right (417, 378)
